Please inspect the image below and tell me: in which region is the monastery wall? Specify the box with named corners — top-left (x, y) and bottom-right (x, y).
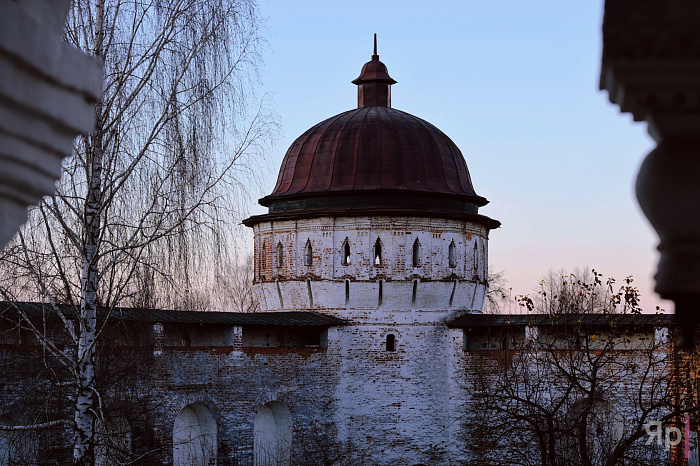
top-left (0, 316), bottom-right (685, 465)
top-left (143, 343), bottom-right (342, 464)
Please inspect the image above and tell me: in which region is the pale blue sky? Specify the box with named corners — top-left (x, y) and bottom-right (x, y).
top-left (250, 0), bottom-right (668, 312)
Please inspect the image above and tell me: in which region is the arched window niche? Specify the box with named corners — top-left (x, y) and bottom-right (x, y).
top-left (373, 238), bottom-right (383, 267)
top-left (448, 240), bottom-right (456, 268)
top-left (254, 401), bottom-right (292, 466)
top-left (277, 242), bottom-right (284, 268)
top-left (173, 402), bottom-right (217, 466)
top-left (472, 241), bottom-right (479, 277)
top-left (341, 238), bottom-right (351, 266)
top-left (304, 239), bottom-right (313, 266)
top-left (412, 239), bottom-right (421, 267)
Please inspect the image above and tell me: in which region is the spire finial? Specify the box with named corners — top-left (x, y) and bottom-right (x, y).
top-left (372, 33), bottom-right (378, 60)
top-left (353, 34), bottom-right (396, 107)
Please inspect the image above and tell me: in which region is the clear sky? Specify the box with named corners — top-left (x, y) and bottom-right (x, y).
top-left (249, 0), bottom-right (671, 313)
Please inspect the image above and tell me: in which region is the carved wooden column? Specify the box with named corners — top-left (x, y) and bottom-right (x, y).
top-left (601, 0), bottom-right (700, 345)
top-left (0, 0), bottom-right (102, 247)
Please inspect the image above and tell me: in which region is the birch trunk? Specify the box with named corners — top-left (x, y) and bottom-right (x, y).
top-left (73, 141), bottom-right (102, 464)
top-left (73, 3), bottom-right (104, 461)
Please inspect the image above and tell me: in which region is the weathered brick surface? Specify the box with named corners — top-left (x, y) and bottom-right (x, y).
top-left (143, 345), bottom-right (342, 465)
top-left (253, 216), bottom-right (489, 314)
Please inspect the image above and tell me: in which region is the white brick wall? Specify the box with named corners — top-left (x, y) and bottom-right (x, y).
top-left (253, 216), bottom-right (490, 315)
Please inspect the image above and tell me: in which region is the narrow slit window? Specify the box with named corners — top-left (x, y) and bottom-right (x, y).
top-left (345, 280), bottom-right (350, 306)
top-left (374, 238), bottom-right (382, 266)
top-left (378, 280), bottom-right (383, 306)
top-left (472, 241), bottom-right (478, 275)
top-left (412, 239), bottom-right (421, 267)
top-left (386, 334), bottom-right (396, 352)
top-left (412, 280), bottom-right (417, 305)
top-left (305, 240), bottom-right (313, 266)
top-left (448, 240), bottom-right (456, 268)
top-left (277, 242), bottom-right (284, 268)
top-left (449, 279), bottom-right (457, 307)
top-left (342, 239), bottom-right (351, 266)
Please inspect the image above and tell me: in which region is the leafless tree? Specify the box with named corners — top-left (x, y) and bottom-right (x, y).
top-left (465, 270), bottom-right (693, 466)
top-left (0, 0), bottom-right (276, 463)
top-left (518, 268), bottom-right (643, 316)
top-left (211, 253), bottom-right (260, 312)
top-left (484, 268), bottom-right (510, 314)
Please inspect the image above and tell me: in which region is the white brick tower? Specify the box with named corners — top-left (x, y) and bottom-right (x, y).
top-left (244, 37), bottom-right (499, 464)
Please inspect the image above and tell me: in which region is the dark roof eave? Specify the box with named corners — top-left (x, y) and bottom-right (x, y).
top-left (351, 77), bottom-right (397, 85)
top-left (243, 207), bottom-right (501, 230)
top-left (258, 189), bottom-right (490, 208)
top-left (0, 302), bottom-right (347, 327)
top-left (109, 309), bottom-right (348, 326)
top-left (447, 313), bottom-right (675, 329)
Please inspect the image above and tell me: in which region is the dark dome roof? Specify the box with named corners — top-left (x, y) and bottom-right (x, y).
top-left (265, 106), bottom-right (484, 202)
top-left (244, 39), bottom-right (499, 230)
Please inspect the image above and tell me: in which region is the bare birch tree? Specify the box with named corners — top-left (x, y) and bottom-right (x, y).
top-left (0, 0), bottom-right (276, 463)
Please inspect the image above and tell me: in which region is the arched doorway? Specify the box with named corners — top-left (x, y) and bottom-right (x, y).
top-left (173, 402), bottom-right (217, 466)
top-left (254, 401), bottom-right (291, 466)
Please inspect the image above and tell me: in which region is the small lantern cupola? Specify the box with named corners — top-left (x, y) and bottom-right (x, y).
top-left (352, 34), bottom-right (397, 108)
